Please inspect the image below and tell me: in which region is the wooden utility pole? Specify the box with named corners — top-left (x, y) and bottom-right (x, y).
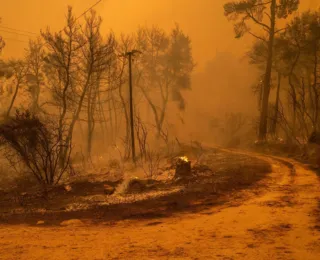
top-left (125, 50), bottom-right (141, 163)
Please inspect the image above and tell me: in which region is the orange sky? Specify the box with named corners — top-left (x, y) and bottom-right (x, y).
top-left (1, 0), bottom-right (315, 71)
top-left (0, 0), bottom-right (318, 142)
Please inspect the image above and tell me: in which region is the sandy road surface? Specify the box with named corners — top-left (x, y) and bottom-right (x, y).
top-left (1, 151), bottom-right (320, 260)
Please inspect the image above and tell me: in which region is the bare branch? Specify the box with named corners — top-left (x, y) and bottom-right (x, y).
top-left (246, 10), bottom-right (271, 31)
top-left (248, 31), bottom-right (268, 42)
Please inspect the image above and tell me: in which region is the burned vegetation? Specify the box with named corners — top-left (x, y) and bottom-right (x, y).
top-left (0, 6), bottom-right (272, 225)
top-left (0, 0), bottom-right (318, 231)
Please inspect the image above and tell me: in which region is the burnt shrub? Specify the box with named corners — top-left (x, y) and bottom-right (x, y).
top-left (0, 109), bottom-right (71, 188)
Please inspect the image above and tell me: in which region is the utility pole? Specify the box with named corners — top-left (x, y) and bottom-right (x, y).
top-left (125, 50), bottom-right (141, 163)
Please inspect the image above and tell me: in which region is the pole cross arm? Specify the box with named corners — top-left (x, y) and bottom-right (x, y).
top-left (125, 49), bottom-right (142, 56)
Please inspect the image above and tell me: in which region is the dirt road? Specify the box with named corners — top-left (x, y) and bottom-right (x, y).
top-left (1, 152), bottom-right (320, 260)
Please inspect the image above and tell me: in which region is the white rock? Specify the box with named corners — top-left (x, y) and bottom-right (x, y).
top-left (60, 219), bottom-right (85, 227)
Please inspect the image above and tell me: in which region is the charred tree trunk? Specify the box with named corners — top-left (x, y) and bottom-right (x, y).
top-left (108, 90), bottom-right (114, 144)
top-left (312, 41), bottom-right (319, 130)
top-left (6, 81), bottom-right (20, 117)
top-left (287, 47), bottom-right (301, 143)
top-left (270, 72), bottom-right (282, 137)
top-left (258, 0), bottom-right (276, 141)
top-left (61, 69), bottom-right (93, 167)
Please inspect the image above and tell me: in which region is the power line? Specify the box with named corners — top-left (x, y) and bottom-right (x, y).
top-left (75, 0), bottom-right (104, 21)
top-left (0, 25), bottom-right (37, 35)
top-left (0, 0), bottom-right (104, 39)
top-left (0, 0), bottom-right (105, 46)
top-left (0, 29), bottom-right (36, 38)
top-left (2, 37), bottom-right (29, 43)
top-left (57, 0), bottom-right (104, 34)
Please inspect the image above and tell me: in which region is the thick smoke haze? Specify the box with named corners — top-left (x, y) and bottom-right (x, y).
top-left (1, 1), bottom-right (316, 65)
top-left (0, 0), bottom-right (318, 142)
top-left (1, 0), bottom-right (251, 67)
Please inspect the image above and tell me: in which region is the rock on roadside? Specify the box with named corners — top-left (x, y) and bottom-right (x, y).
top-left (60, 219), bottom-right (85, 227)
top-left (103, 184), bottom-right (115, 195)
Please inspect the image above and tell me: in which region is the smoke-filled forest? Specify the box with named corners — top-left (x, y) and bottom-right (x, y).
top-left (1, 1), bottom-right (320, 259)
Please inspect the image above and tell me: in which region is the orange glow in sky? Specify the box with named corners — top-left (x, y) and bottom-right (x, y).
top-left (2, 0), bottom-right (314, 71)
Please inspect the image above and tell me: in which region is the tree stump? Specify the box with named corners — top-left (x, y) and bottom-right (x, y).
top-left (103, 184), bottom-right (115, 195)
top-left (126, 178), bottom-right (146, 194)
top-left (174, 157), bottom-right (192, 179)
